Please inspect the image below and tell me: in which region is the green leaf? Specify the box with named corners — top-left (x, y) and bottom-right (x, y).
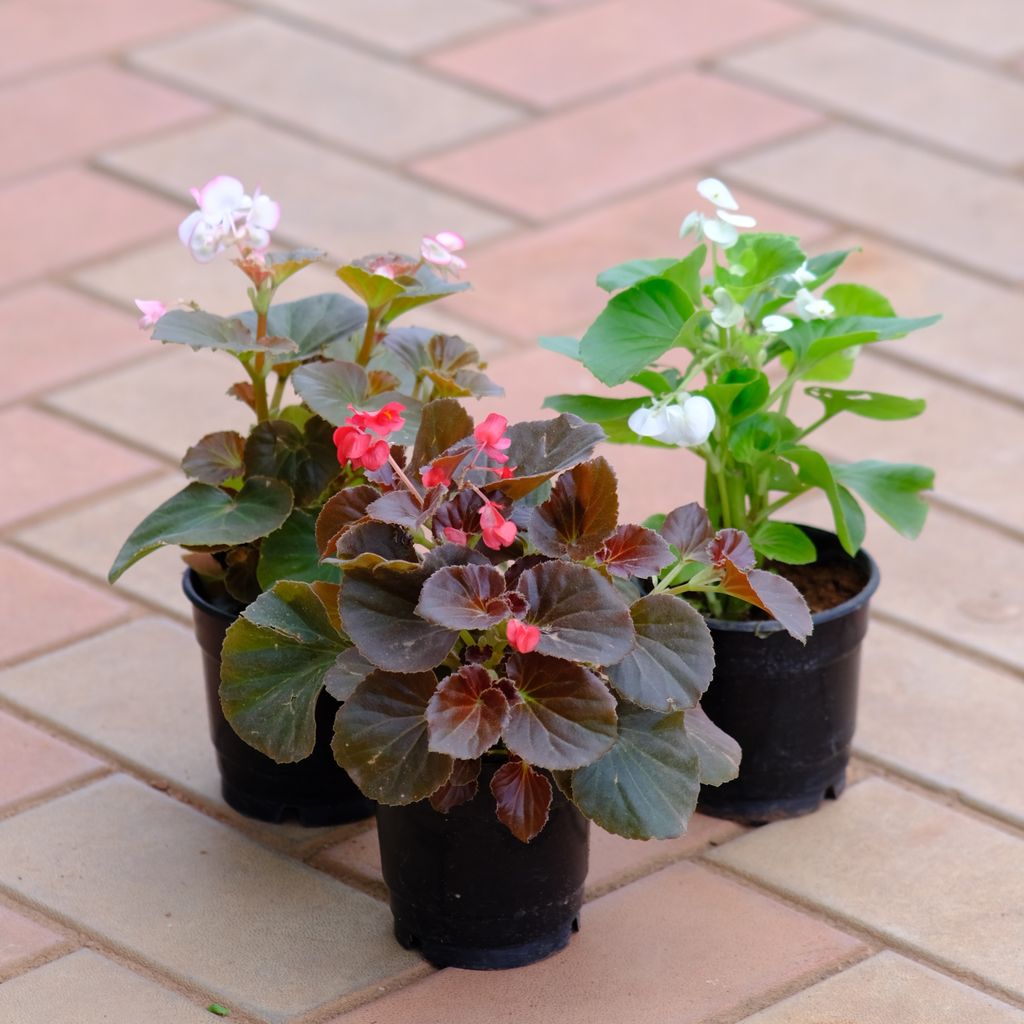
top-left (684, 705), bottom-right (740, 786)
top-left (781, 314), bottom-right (941, 366)
top-left (728, 412), bottom-right (798, 466)
top-left (700, 367), bottom-right (770, 419)
top-left (384, 264), bottom-right (470, 322)
top-left (220, 581), bottom-right (347, 762)
top-left (541, 394), bottom-right (651, 445)
top-left (490, 758), bottom-right (552, 843)
top-left (244, 417), bottom-right (339, 507)
top-left (630, 369), bottom-right (678, 396)
top-left (832, 459), bottom-right (933, 539)
top-left (336, 264), bottom-right (405, 309)
top-left (384, 328), bottom-right (501, 401)
top-left (315, 485), bottom-right (379, 555)
top-left (596, 258), bottom-right (677, 293)
top-left (207, 1004), bottom-right (231, 1017)
top-left (333, 670), bottom-right (453, 804)
top-left (243, 292), bottom-right (366, 361)
top-left (714, 233), bottom-right (805, 297)
top-left (503, 652), bottom-right (618, 770)
top-left (152, 309), bottom-right (294, 357)
top-left (425, 664), bottom-right (509, 760)
top-left (109, 479), bottom-right (293, 583)
top-left (529, 457), bottom-right (619, 559)
top-left (340, 561), bottom-right (457, 672)
top-left (824, 283), bottom-right (895, 318)
top-left (516, 561), bottom-right (635, 666)
top-left (806, 386), bottom-right (926, 422)
top-left (181, 431), bottom-right (246, 486)
top-left (785, 447), bottom-right (865, 555)
top-left (607, 594), bottom-right (715, 712)
top-left (257, 509), bottom-right (337, 589)
top-left (662, 245), bottom-right (707, 307)
top-left (570, 706), bottom-right (700, 839)
top-left (580, 278), bottom-right (694, 386)
top-left (539, 335), bottom-right (580, 360)
top-left (750, 521), bottom-right (816, 564)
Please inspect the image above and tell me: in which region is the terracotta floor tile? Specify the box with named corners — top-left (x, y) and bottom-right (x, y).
top-left (131, 15), bottom-right (522, 161)
top-left (0, 905), bottom-right (64, 975)
top-left (0, 63), bottom-right (211, 182)
top-left (0, 0), bottom-right (231, 82)
top-left (0, 546), bottom-right (129, 667)
top-left (0, 285), bottom-right (147, 406)
top-left (100, 114), bottom-right (513, 260)
top-left (327, 862), bottom-right (863, 1024)
top-left (413, 70), bottom-right (821, 220)
top-left (255, 0), bottom-right (524, 54)
top-left (0, 169), bottom-right (183, 289)
top-left (0, 710), bottom-right (104, 811)
top-left (725, 23), bottom-right (1024, 168)
top-left (0, 407), bottom-right (158, 528)
top-left (430, 0), bottom-right (810, 108)
top-left (453, 178), bottom-right (832, 343)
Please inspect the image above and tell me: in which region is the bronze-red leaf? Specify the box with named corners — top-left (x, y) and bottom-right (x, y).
top-left (430, 758), bottom-right (482, 813)
top-left (425, 665), bottom-right (509, 760)
top-left (490, 758), bottom-right (552, 842)
top-left (596, 523), bottom-right (674, 578)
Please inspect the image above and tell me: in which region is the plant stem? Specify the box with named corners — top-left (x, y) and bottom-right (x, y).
top-left (388, 454), bottom-right (422, 502)
top-left (252, 310), bottom-right (270, 422)
top-left (356, 308), bottom-right (380, 366)
top-left (269, 374), bottom-right (288, 417)
top-left (761, 485), bottom-right (811, 518)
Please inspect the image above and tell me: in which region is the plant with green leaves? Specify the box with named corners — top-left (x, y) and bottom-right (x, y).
top-left (107, 175), bottom-right (499, 605)
top-left (217, 397), bottom-right (811, 843)
top-left (545, 178), bottom-right (939, 586)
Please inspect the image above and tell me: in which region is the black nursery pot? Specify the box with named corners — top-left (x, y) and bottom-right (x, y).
top-left (376, 760), bottom-right (589, 971)
top-left (182, 569), bottom-right (374, 827)
top-left (698, 527), bottom-right (880, 826)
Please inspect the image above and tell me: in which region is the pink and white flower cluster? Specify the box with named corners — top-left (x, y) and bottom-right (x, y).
top-left (178, 175), bottom-right (281, 264)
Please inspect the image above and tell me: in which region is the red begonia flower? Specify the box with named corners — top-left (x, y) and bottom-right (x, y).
top-left (479, 500), bottom-right (517, 550)
top-left (506, 618), bottom-right (540, 654)
top-left (352, 401), bottom-right (405, 437)
top-left (421, 462), bottom-right (453, 488)
top-left (474, 413), bottom-right (512, 464)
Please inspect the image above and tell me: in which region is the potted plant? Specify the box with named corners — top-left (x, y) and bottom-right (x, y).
top-left (217, 397), bottom-right (807, 968)
top-left (543, 178), bottom-right (939, 824)
top-left (107, 174), bottom-right (500, 825)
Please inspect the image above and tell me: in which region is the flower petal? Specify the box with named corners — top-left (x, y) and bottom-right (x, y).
top-left (761, 314), bottom-right (793, 333)
top-left (716, 209), bottom-right (757, 228)
top-left (197, 175), bottom-right (246, 216)
top-left (679, 210), bottom-right (703, 239)
top-left (248, 193), bottom-right (281, 230)
top-left (702, 217), bottom-right (739, 247)
top-left (696, 177), bottom-right (738, 211)
top-left (177, 209), bottom-right (203, 247)
top-left (435, 230), bottom-right (465, 251)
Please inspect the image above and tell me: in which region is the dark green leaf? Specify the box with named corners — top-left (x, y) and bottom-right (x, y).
top-left (220, 581), bottom-right (347, 762)
top-left (242, 292), bottom-right (366, 360)
top-left (832, 459), bottom-right (933, 539)
top-left (181, 431), bottom-right (245, 486)
top-left (570, 706), bottom-right (700, 839)
top-left (503, 652), bottom-right (618, 770)
top-left (257, 509), bottom-right (336, 589)
top-left (684, 705), bottom-right (741, 786)
top-left (409, 398), bottom-right (474, 474)
top-left (596, 257), bottom-right (677, 292)
top-left (290, 361), bottom-right (368, 422)
top-left (516, 561), bottom-right (635, 666)
top-left (333, 670), bottom-right (453, 804)
top-left (701, 368), bottom-right (770, 419)
top-left (580, 278), bottom-right (694, 386)
top-left (607, 594), bottom-right (715, 712)
top-left (109, 479), bottom-right (293, 582)
top-left (426, 664), bottom-right (509, 760)
top-left (529, 457), bottom-right (619, 559)
top-left (315, 485), bottom-right (379, 555)
top-left (244, 417), bottom-right (338, 507)
top-left (153, 309), bottom-right (293, 356)
top-left (324, 647), bottom-right (375, 702)
top-left (490, 758), bottom-right (552, 842)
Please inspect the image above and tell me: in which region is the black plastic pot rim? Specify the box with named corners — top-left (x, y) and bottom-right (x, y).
top-left (704, 525), bottom-right (880, 635)
top-left (182, 568), bottom-right (238, 625)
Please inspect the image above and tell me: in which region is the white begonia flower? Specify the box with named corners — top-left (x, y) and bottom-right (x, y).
top-left (177, 175), bottom-right (280, 264)
top-left (761, 314), bottom-right (793, 333)
top-left (791, 262), bottom-right (816, 286)
top-left (795, 288), bottom-right (835, 320)
top-left (716, 210), bottom-right (757, 228)
top-left (711, 287), bottom-right (744, 328)
top-left (701, 216), bottom-right (739, 247)
top-left (696, 178), bottom-right (739, 211)
top-left (628, 395), bottom-right (716, 448)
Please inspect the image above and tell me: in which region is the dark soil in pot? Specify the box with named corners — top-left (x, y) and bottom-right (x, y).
top-left (183, 569), bottom-right (374, 827)
top-left (698, 526), bottom-right (879, 826)
top-left (376, 760), bottom-right (589, 970)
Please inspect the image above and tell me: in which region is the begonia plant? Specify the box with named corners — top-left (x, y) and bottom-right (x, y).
top-left (545, 178), bottom-right (939, 593)
top-left (107, 176), bottom-right (498, 604)
top-left (218, 399), bottom-right (811, 843)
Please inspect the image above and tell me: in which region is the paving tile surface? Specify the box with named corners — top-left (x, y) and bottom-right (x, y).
top-left (0, 63), bottom-right (211, 182)
top-left (0, 285), bottom-right (148, 406)
top-left (0, 547), bottom-right (129, 667)
top-left (100, 114), bottom-right (514, 259)
top-left (413, 70), bottom-right (822, 220)
top-left (710, 778), bottom-right (1024, 999)
top-left (0, 711), bottom-right (103, 811)
top-left (0, 949), bottom-right (220, 1022)
top-left (0, 406), bottom-right (159, 528)
top-left (132, 16), bottom-right (523, 160)
top-left (0, 906), bottom-right (65, 975)
top-left (738, 951), bottom-right (1024, 1023)
top-left (429, 0), bottom-right (809, 107)
top-left (724, 125), bottom-right (1024, 282)
top-left (253, 0), bottom-right (525, 54)
top-left (328, 862), bottom-right (863, 1024)
top-left (0, 776), bottom-right (418, 1021)
top-left (724, 23), bottom-right (1024, 166)
top-left (0, 168), bottom-right (183, 289)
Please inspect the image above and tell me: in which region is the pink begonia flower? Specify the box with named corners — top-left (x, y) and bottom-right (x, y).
top-left (421, 231), bottom-right (467, 274)
top-left (333, 425), bottom-right (390, 472)
top-left (443, 526), bottom-right (469, 545)
top-left (348, 402), bottom-right (405, 437)
top-left (178, 175), bottom-right (281, 263)
top-left (506, 618), bottom-right (541, 654)
top-left (479, 500), bottom-right (517, 550)
top-left (422, 462), bottom-right (453, 488)
top-left (134, 299), bottom-right (166, 329)
top-left (473, 413), bottom-right (512, 464)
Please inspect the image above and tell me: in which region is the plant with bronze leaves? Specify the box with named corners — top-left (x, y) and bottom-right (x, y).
top-left (219, 399), bottom-right (810, 842)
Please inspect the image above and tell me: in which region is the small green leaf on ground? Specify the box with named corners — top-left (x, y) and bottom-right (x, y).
top-left (207, 1004), bottom-right (230, 1017)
